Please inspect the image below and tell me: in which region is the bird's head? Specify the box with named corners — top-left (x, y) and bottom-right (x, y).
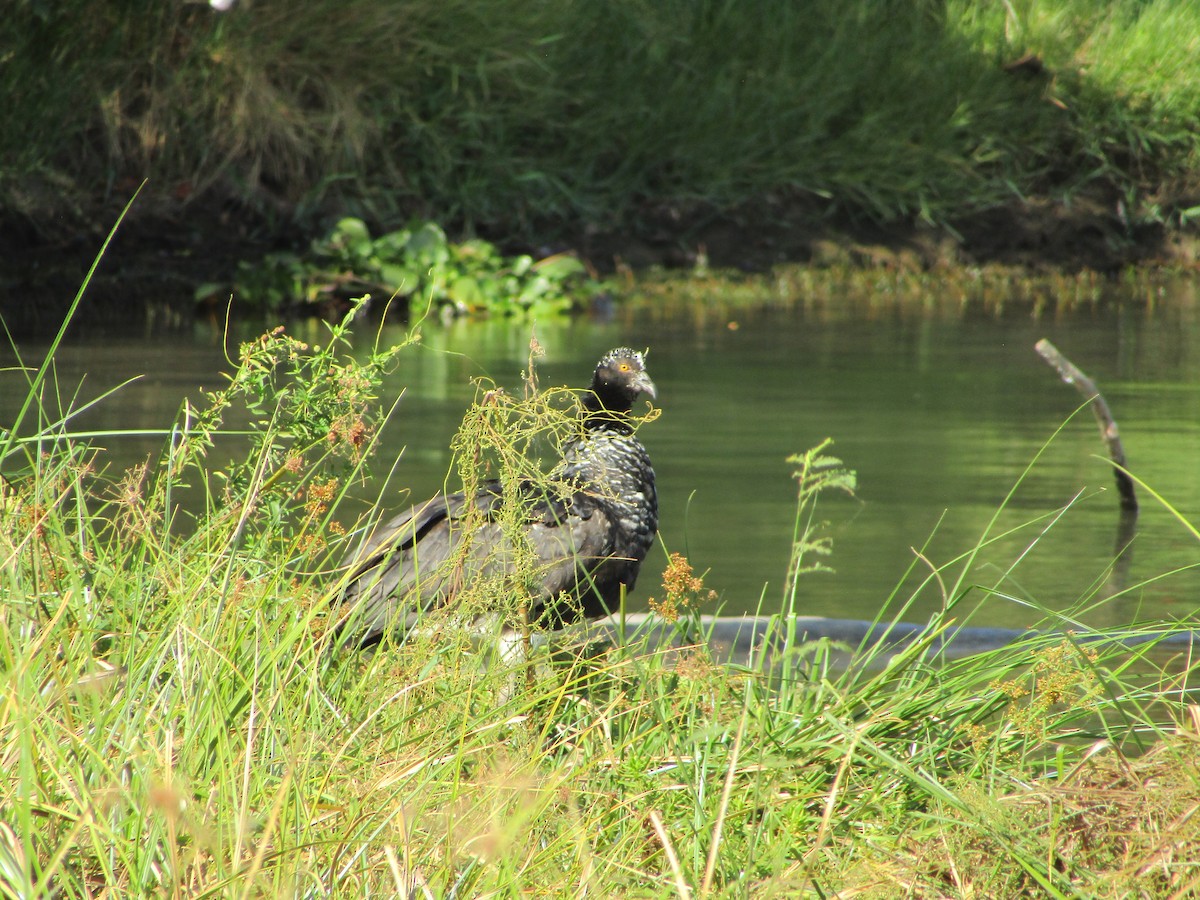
top-left (587, 347), bottom-right (656, 414)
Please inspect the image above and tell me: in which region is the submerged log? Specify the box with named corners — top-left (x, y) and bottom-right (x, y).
top-left (378, 614), bottom-right (1200, 672)
top-left (1035, 338), bottom-right (1138, 514)
top-left (566, 614), bottom-right (1198, 670)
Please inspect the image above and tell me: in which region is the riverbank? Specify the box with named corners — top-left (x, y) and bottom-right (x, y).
top-left (4, 0), bottom-right (1200, 332)
top-left (4, 184), bottom-right (1198, 337)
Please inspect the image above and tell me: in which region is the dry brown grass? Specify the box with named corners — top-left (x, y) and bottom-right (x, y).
top-left (878, 708), bottom-right (1200, 898)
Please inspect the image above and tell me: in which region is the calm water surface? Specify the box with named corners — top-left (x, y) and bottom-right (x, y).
top-left (4, 279), bottom-right (1199, 630)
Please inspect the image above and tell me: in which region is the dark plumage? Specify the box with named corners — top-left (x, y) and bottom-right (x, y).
top-left (334, 348), bottom-right (658, 647)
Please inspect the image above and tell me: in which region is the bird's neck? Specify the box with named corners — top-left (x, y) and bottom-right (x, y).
top-left (583, 415), bottom-right (634, 437)
top-left (582, 397), bottom-right (634, 435)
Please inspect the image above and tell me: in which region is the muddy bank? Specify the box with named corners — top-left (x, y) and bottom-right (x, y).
top-left (2, 188), bottom-right (1198, 338)
top-left (572, 188), bottom-right (1200, 275)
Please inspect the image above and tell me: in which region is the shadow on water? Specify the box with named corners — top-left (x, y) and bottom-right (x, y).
top-left (2, 276), bottom-right (1199, 633)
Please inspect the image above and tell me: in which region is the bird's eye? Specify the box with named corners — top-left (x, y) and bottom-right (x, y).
top-left (619, 363), bottom-right (630, 371)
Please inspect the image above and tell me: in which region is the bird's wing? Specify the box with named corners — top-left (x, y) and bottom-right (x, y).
top-left (343, 482), bottom-right (501, 577)
top-left (524, 484), bottom-right (661, 622)
top-left (333, 479), bottom-right (577, 641)
top-left (334, 479), bottom-right (636, 644)
top-left (334, 481), bottom-right (504, 642)
top-left (527, 502), bottom-right (616, 613)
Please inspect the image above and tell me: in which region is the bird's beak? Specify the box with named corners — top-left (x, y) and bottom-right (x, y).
top-left (635, 373), bottom-right (657, 401)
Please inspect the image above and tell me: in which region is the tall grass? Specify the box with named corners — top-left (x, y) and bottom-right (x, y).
top-left (5, 0), bottom-right (1200, 236)
top-left (3, 262), bottom-right (1200, 894)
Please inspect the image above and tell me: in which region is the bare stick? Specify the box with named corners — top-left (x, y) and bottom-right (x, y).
top-left (701, 706), bottom-right (747, 896)
top-left (649, 811), bottom-right (693, 899)
top-left (1035, 339), bottom-right (1138, 513)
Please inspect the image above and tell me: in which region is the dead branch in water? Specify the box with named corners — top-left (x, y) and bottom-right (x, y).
top-left (1035, 338), bottom-right (1138, 514)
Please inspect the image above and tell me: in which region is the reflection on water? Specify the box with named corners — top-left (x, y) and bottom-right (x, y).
top-left (2, 279), bottom-right (1199, 630)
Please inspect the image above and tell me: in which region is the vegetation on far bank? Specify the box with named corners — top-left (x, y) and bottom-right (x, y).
top-left (5, 0), bottom-right (1200, 276)
top-left (216, 212), bottom-right (1194, 317)
top-left (218, 216), bottom-right (600, 317)
top-left (3, 247), bottom-right (1200, 894)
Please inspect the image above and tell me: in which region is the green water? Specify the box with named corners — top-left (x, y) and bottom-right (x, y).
top-left (4, 280), bottom-right (1199, 630)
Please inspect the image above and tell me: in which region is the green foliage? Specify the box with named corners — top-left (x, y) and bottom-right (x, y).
top-left (785, 440), bottom-right (858, 592)
top-left (223, 218), bottom-right (596, 318)
top-left (951, 0), bottom-right (1200, 211)
top-left (5, 0), bottom-right (1200, 236)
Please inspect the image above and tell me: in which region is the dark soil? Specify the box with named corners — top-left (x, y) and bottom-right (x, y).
top-left (3, 187), bottom-right (1198, 339)
top-left (569, 188), bottom-right (1197, 275)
